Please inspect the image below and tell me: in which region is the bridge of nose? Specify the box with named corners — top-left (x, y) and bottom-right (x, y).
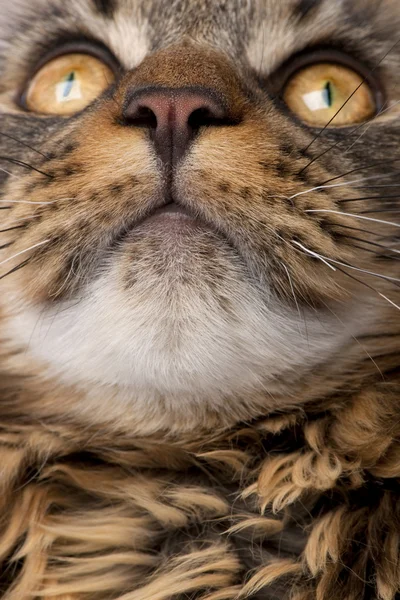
top-left (118, 42), bottom-right (246, 122)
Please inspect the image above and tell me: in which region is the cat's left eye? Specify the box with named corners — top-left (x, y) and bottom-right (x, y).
top-left (23, 53), bottom-right (115, 116)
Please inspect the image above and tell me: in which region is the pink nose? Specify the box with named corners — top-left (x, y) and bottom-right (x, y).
top-left (124, 87), bottom-right (228, 165)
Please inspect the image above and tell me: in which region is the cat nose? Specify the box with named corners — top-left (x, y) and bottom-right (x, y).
top-left (124, 87), bottom-right (228, 166)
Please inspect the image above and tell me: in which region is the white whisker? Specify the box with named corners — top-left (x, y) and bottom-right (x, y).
top-left (289, 173), bottom-right (400, 200)
top-left (344, 100), bottom-right (400, 155)
top-left (292, 241), bottom-right (336, 271)
top-left (0, 200), bottom-right (57, 206)
top-left (0, 198), bottom-right (73, 206)
top-left (281, 262), bottom-right (305, 338)
top-left (303, 252), bottom-right (400, 284)
top-left (0, 167), bottom-right (19, 179)
top-left (1, 215), bottom-right (39, 226)
top-left (305, 209), bottom-right (400, 229)
top-left (0, 239), bottom-right (50, 267)
top-left (380, 293), bottom-right (400, 311)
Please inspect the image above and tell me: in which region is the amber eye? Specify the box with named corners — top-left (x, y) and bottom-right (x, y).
top-left (24, 53), bottom-right (115, 115)
top-left (283, 63), bottom-right (377, 127)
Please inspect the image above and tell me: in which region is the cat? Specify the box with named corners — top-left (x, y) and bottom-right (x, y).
top-left (0, 0), bottom-right (399, 598)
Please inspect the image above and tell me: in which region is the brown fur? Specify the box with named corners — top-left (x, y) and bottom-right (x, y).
top-left (0, 0), bottom-right (399, 598)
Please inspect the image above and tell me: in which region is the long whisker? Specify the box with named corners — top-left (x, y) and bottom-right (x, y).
top-left (320, 299), bottom-right (384, 377)
top-left (291, 242), bottom-right (400, 310)
top-left (281, 263), bottom-right (302, 316)
top-left (343, 100), bottom-right (400, 155)
top-left (0, 259), bottom-right (31, 282)
top-left (338, 234), bottom-right (400, 256)
top-left (298, 100), bottom-right (400, 176)
top-left (0, 242), bottom-right (14, 251)
top-left (338, 195), bottom-right (400, 203)
top-left (333, 222), bottom-right (386, 237)
top-left (344, 241), bottom-right (400, 260)
top-left (305, 209), bottom-right (400, 229)
top-left (0, 166), bottom-right (19, 179)
top-left (349, 185), bottom-right (400, 190)
top-left (296, 246), bottom-right (400, 285)
top-left (0, 131), bottom-right (49, 159)
top-left (360, 209), bottom-right (400, 215)
top-left (291, 240), bottom-right (336, 270)
top-left (288, 172), bottom-right (400, 200)
top-left (0, 239), bottom-right (50, 267)
top-left (0, 225), bottom-right (26, 233)
top-left (0, 200), bottom-right (59, 206)
top-left (320, 159), bottom-right (400, 187)
top-left (333, 265), bottom-right (400, 311)
top-left (0, 156), bottom-right (52, 178)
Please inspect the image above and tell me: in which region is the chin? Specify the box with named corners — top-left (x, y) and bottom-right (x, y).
top-left (4, 213), bottom-right (358, 433)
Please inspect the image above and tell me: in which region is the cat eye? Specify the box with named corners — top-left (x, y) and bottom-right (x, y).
top-left (283, 62), bottom-right (377, 127)
top-left (23, 53), bottom-right (115, 115)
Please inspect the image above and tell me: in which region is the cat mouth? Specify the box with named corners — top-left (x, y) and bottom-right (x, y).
top-left (105, 200), bottom-right (209, 253)
top-left (146, 201), bottom-right (197, 221)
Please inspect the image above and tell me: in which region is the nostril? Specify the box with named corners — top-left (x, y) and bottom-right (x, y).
top-left (125, 105), bottom-right (158, 128)
top-left (188, 107), bottom-right (220, 129)
top-left (122, 87), bottom-right (239, 164)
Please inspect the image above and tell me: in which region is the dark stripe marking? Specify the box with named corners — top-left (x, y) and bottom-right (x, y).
top-left (293, 0), bottom-right (322, 21)
top-left (92, 0), bottom-right (117, 18)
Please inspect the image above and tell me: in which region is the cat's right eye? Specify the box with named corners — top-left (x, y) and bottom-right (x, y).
top-left (282, 60), bottom-right (379, 127)
top-left (22, 53), bottom-right (115, 116)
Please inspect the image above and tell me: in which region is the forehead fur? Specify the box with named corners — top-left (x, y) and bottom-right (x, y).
top-left (1, 0), bottom-right (400, 80)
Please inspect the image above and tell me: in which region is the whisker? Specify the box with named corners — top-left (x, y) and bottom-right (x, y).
top-left (0, 239), bottom-right (50, 267)
top-left (0, 259), bottom-right (31, 282)
top-left (349, 185), bottom-right (400, 190)
top-left (320, 299), bottom-right (384, 378)
top-left (0, 242), bottom-right (14, 250)
top-left (0, 156), bottom-right (53, 178)
top-left (338, 195), bottom-right (400, 203)
top-left (344, 241), bottom-right (400, 260)
top-left (289, 172), bottom-right (400, 200)
top-left (304, 251), bottom-right (400, 285)
top-left (333, 265), bottom-right (400, 311)
top-left (0, 215), bottom-right (39, 227)
top-left (0, 166), bottom-right (19, 179)
top-left (343, 100), bottom-right (400, 155)
top-left (291, 241), bottom-right (336, 270)
top-left (306, 209), bottom-right (400, 229)
top-left (338, 234), bottom-right (400, 256)
top-left (0, 207), bottom-right (12, 210)
top-left (381, 294), bottom-right (400, 311)
top-left (360, 209), bottom-right (400, 215)
top-left (0, 200), bottom-right (59, 206)
top-left (298, 100), bottom-right (400, 176)
top-left (281, 263), bottom-right (303, 321)
top-left (291, 241), bottom-right (400, 310)
top-left (333, 222), bottom-right (386, 237)
top-left (320, 159), bottom-right (400, 187)
top-left (0, 131), bottom-right (49, 158)
top-left (0, 225), bottom-right (26, 233)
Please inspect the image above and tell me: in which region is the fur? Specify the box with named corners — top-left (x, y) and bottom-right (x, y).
top-left (0, 0), bottom-right (399, 598)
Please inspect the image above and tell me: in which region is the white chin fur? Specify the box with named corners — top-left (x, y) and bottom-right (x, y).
top-left (5, 238), bottom-right (357, 433)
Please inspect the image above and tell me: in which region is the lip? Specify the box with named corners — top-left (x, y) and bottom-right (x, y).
top-left (149, 202), bottom-right (195, 219)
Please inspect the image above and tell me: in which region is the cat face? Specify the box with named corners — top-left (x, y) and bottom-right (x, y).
top-left (0, 0), bottom-right (399, 433)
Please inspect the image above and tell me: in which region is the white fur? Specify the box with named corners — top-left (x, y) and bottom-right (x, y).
top-left (5, 229), bottom-right (361, 433)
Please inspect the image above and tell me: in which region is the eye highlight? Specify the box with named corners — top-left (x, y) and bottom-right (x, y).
top-left (283, 62), bottom-right (377, 127)
top-left (23, 53), bottom-right (115, 116)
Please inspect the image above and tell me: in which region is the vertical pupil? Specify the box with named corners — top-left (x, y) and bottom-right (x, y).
top-left (63, 72), bottom-right (75, 98)
top-left (323, 81), bottom-right (333, 107)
